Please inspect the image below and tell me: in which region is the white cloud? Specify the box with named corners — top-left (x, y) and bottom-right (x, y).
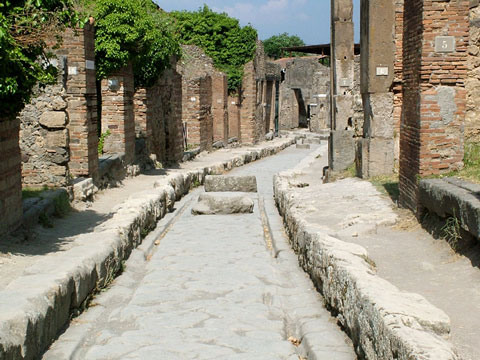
top-left (260, 0), bottom-right (288, 12)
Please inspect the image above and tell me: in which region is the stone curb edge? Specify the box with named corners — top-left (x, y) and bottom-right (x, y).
top-left (273, 150), bottom-right (459, 360)
top-left (0, 137), bottom-right (295, 360)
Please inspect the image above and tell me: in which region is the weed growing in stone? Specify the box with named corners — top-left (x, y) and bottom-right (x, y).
top-left (54, 192), bottom-right (71, 218)
top-left (441, 215), bottom-right (461, 250)
top-left (98, 130), bottom-right (111, 155)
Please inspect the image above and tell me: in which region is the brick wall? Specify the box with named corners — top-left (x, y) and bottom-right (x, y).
top-left (400, 0), bottom-right (468, 211)
top-left (212, 72), bottom-right (228, 144)
top-left (240, 61), bottom-right (257, 144)
top-left (0, 118), bottom-right (22, 236)
top-left (19, 25), bottom-right (98, 187)
top-left (101, 64), bottom-right (135, 164)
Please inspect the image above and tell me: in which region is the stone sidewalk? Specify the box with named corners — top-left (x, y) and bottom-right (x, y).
top-left (274, 146), bottom-right (480, 360)
top-left (0, 137), bottom-right (301, 359)
top-left (44, 144), bottom-right (355, 359)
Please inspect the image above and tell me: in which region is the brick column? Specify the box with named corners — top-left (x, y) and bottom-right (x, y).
top-left (64, 23), bottom-right (99, 181)
top-left (329, 0), bottom-right (356, 171)
top-left (393, 0), bottom-right (404, 166)
top-left (101, 64), bottom-right (135, 164)
top-left (212, 72), bottom-right (228, 144)
top-left (240, 60), bottom-right (257, 144)
top-left (400, 0), bottom-right (468, 211)
top-left (0, 118), bottom-right (22, 236)
top-left (184, 75), bottom-right (213, 151)
top-left (357, 0), bottom-right (396, 178)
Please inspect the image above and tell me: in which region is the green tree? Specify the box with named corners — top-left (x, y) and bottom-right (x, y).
top-left (84, 0), bottom-right (179, 88)
top-left (170, 5), bottom-right (258, 92)
top-left (263, 32), bottom-right (305, 60)
top-left (0, 0), bottom-right (78, 119)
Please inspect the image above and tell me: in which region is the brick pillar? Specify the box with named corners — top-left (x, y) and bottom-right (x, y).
top-left (400, 0), bottom-right (468, 211)
top-left (212, 72), bottom-right (228, 144)
top-left (329, 0), bottom-right (356, 171)
top-left (64, 23), bottom-right (99, 181)
top-left (184, 75), bottom-right (213, 151)
top-left (357, 0), bottom-right (396, 178)
top-left (0, 118), bottom-right (22, 236)
top-left (240, 60), bottom-right (257, 144)
top-left (101, 64), bottom-right (135, 164)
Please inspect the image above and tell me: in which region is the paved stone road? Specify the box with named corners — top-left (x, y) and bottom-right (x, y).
top-left (44, 144), bottom-right (355, 359)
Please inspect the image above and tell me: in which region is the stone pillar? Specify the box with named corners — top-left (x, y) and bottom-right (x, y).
top-left (0, 118), bottom-right (22, 236)
top-left (466, 2), bottom-right (480, 140)
top-left (357, 0), bottom-right (396, 178)
top-left (228, 94), bottom-right (241, 139)
top-left (240, 60), bottom-right (257, 144)
top-left (329, 0), bottom-right (355, 171)
top-left (211, 72), bottom-right (228, 144)
top-left (101, 64), bottom-right (135, 164)
top-left (400, 0), bottom-right (468, 211)
top-left (64, 24), bottom-right (99, 181)
top-left (393, 0), bottom-right (404, 166)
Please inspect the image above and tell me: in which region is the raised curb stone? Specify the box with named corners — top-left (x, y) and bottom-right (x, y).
top-left (274, 151), bottom-right (458, 360)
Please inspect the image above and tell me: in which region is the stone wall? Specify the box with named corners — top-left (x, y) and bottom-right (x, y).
top-left (278, 57), bottom-right (330, 133)
top-left (394, 0), bottom-right (404, 167)
top-left (467, 3), bottom-right (480, 140)
top-left (228, 94), bottom-right (241, 139)
top-left (400, 0), bottom-right (468, 211)
top-left (19, 25), bottom-right (98, 188)
top-left (352, 55), bottom-right (364, 137)
top-left (101, 64), bottom-right (135, 165)
top-left (0, 118), bottom-right (22, 237)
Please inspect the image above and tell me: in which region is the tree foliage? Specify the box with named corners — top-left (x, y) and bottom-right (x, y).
top-left (83, 0), bottom-right (179, 88)
top-left (0, 0), bottom-right (78, 119)
top-left (170, 6), bottom-right (257, 92)
top-left (263, 32), bottom-right (305, 60)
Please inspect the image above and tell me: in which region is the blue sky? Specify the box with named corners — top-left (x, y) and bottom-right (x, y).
top-left (155, 0), bottom-right (361, 45)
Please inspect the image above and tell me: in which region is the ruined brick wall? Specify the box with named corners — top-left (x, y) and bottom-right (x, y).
top-left (212, 73), bottom-right (228, 143)
top-left (400, 0), bottom-right (468, 211)
top-left (101, 64), bottom-right (135, 164)
top-left (228, 94), bottom-right (241, 139)
top-left (0, 118), bottom-right (22, 236)
top-left (277, 57), bottom-right (330, 133)
top-left (239, 41), bottom-right (268, 144)
top-left (466, 3), bottom-right (480, 140)
top-left (157, 65), bottom-right (183, 163)
top-left (19, 25), bottom-right (98, 187)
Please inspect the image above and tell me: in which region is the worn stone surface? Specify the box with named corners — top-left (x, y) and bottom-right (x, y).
top-left (39, 111), bottom-right (67, 129)
top-left (419, 178), bottom-right (480, 238)
top-left (329, 129), bottom-right (355, 171)
top-left (0, 137), bottom-right (295, 360)
top-left (73, 177), bottom-right (96, 201)
top-left (204, 175), bottom-right (258, 193)
top-left (274, 146), bottom-right (459, 360)
top-left (192, 193), bottom-right (254, 215)
top-left (43, 141), bottom-right (354, 360)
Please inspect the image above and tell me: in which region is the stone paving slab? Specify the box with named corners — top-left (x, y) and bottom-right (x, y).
top-left (0, 137), bottom-right (296, 360)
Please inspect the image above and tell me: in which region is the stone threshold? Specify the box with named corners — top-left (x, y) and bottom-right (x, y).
top-left (273, 149), bottom-right (459, 360)
top-left (0, 137), bottom-right (295, 360)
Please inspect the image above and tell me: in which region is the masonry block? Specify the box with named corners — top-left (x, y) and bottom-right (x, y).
top-left (329, 129), bottom-right (355, 171)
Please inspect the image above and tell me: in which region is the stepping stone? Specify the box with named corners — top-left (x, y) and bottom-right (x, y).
top-left (204, 175), bottom-right (257, 193)
top-left (192, 193), bottom-right (254, 215)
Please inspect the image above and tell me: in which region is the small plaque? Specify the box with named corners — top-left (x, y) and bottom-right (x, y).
top-left (315, 94), bottom-right (328, 98)
top-left (68, 66), bottom-right (78, 75)
top-left (376, 67), bottom-right (389, 76)
top-left (340, 78), bottom-right (352, 87)
top-left (435, 36), bottom-right (456, 53)
top-left (86, 60), bottom-right (95, 70)
top-left (190, 97), bottom-right (196, 102)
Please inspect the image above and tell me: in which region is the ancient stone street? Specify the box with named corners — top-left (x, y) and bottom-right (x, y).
top-left (43, 144), bottom-right (355, 359)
